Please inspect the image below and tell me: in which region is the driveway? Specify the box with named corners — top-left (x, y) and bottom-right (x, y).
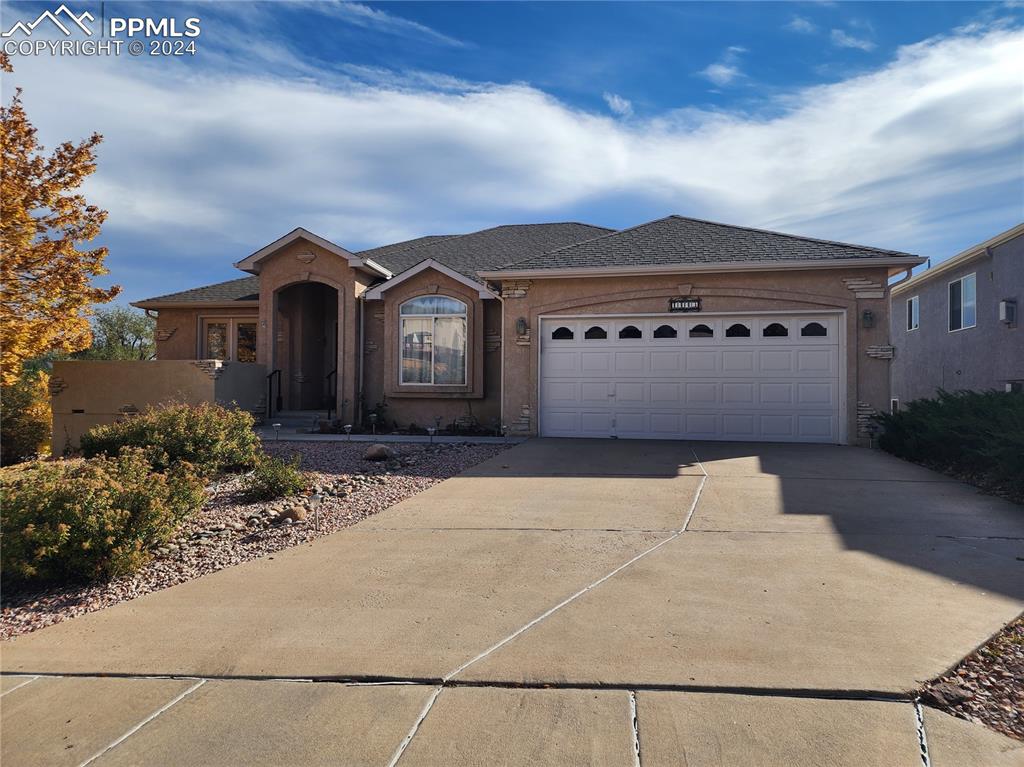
top-left (3, 439), bottom-right (1022, 766)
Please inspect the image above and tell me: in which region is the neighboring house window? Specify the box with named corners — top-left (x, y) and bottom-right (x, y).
top-left (201, 318), bottom-right (258, 362)
top-left (949, 274), bottom-right (976, 332)
top-left (906, 296), bottom-right (920, 331)
top-left (400, 296), bottom-right (467, 385)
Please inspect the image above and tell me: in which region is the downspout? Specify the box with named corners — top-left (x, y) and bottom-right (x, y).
top-left (358, 296), bottom-right (365, 426)
top-left (888, 267), bottom-right (915, 290)
top-left (492, 284), bottom-right (505, 431)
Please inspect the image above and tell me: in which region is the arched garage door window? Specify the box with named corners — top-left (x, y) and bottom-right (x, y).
top-left (400, 296), bottom-right (467, 385)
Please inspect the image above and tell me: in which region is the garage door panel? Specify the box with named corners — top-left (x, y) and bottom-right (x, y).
top-left (540, 315), bottom-right (842, 444)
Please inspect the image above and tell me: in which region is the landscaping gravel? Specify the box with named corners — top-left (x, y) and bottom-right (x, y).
top-left (921, 615), bottom-right (1024, 741)
top-left (0, 441), bottom-right (509, 641)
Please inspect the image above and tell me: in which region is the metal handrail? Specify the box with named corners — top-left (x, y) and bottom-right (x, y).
top-left (325, 369), bottom-right (337, 420)
top-left (266, 369), bottom-right (282, 418)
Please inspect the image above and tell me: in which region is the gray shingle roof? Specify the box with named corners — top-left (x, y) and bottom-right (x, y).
top-left (356, 235), bottom-right (455, 266)
top-left (496, 215), bottom-right (917, 272)
top-left (134, 276), bottom-right (260, 306)
top-left (364, 223), bottom-right (613, 280)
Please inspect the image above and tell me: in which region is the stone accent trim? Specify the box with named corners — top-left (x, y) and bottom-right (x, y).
top-left (857, 401), bottom-right (880, 436)
top-left (156, 328), bottom-right (177, 342)
top-left (484, 330), bottom-right (501, 352)
top-left (191, 360), bottom-right (224, 379)
top-left (866, 344), bottom-right (895, 360)
top-left (364, 340), bottom-right (379, 353)
top-left (514, 328), bottom-right (531, 347)
top-left (843, 277), bottom-right (885, 299)
top-left (511, 403), bottom-right (531, 432)
top-left (501, 280), bottom-right (532, 299)
top-left (118, 404), bottom-right (140, 416)
top-left (48, 375), bottom-right (68, 396)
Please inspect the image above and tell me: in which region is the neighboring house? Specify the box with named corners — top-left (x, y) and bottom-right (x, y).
top-left (890, 224), bottom-right (1023, 406)
top-left (56, 215), bottom-right (925, 446)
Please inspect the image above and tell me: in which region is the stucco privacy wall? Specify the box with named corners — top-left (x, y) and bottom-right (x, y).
top-left (255, 239), bottom-right (363, 424)
top-left (50, 359), bottom-right (266, 449)
top-left (496, 267), bottom-right (893, 444)
top-left (362, 266), bottom-right (501, 430)
top-left (154, 306), bottom-right (258, 360)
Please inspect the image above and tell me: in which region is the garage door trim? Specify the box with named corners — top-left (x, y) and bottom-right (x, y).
top-left (536, 309), bottom-right (847, 444)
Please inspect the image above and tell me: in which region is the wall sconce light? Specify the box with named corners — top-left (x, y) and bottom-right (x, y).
top-left (861, 310), bottom-right (875, 329)
top-left (515, 317), bottom-right (528, 335)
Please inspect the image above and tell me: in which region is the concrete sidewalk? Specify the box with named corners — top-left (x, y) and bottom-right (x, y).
top-left (2, 439), bottom-right (1022, 765)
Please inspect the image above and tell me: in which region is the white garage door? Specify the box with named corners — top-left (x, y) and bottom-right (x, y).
top-left (539, 314), bottom-right (843, 443)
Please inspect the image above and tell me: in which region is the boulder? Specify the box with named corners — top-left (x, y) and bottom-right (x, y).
top-left (275, 506), bottom-right (308, 523)
top-left (921, 682), bottom-right (974, 707)
top-left (363, 444), bottom-right (395, 462)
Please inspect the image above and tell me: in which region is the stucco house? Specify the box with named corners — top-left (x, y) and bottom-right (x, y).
top-left (52, 215), bottom-right (926, 447)
top-left (890, 223), bottom-right (1023, 406)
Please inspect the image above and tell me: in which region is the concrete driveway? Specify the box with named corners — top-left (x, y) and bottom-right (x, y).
top-left (3, 439), bottom-right (1023, 766)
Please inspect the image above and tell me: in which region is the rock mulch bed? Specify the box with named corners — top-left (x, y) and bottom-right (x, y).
top-left (1, 441), bottom-right (508, 641)
top-left (920, 615), bottom-right (1023, 741)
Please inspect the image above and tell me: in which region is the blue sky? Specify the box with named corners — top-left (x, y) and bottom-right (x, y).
top-left (2, 1), bottom-right (1022, 303)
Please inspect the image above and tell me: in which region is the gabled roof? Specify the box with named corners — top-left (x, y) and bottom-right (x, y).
top-left (363, 259), bottom-right (497, 300)
top-left (132, 276), bottom-right (260, 309)
top-left (365, 223), bottom-right (613, 280)
top-left (233, 227), bottom-right (392, 278)
top-left (891, 222), bottom-right (1024, 295)
top-left (356, 235), bottom-right (455, 264)
top-left (481, 215), bottom-right (923, 277)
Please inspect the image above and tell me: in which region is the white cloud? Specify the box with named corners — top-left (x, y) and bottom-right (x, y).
top-left (603, 92), bottom-right (633, 117)
top-left (831, 29), bottom-right (877, 51)
top-left (786, 16), bottom-right (817, 34)
top-left (3, 23), bottom-right (1021, 269)
top-left (308, 1), bottom-right (466, 47)
top-left (699, 46), bottom-right (747, 86)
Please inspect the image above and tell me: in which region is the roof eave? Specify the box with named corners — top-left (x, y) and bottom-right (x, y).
top-left (131, 300), bottom-right (260, 310)
top-left (478, 256), bottom-right (926, 280)
top-left (891, 222), bottom-right (1024, 295)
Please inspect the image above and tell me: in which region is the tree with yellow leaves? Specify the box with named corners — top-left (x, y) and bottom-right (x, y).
top-left (0, 52), bottom-right (120, 386)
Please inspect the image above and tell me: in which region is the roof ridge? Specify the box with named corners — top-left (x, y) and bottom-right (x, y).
top-left (667, 215), bottom-right (913, 256)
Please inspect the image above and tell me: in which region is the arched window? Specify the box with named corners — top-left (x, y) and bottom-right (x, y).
top-left (400, 296), bottom-right (467, 385)
top-left (551, 326), bottom-right (574, 340)
top-left (653, 324), bottom-right (677, 339)
top-left (801, 322), bottom-right (827, 337)
top-left (725, 323), bottom-right (751, 338)
top-left (763, 322), bottom-right (789, 337)
top-left (689, 324), bottom-right (714, 338)
top-left (584, 325), bottom-right (608, 340)
top-left (618, 325), bottom-right (642, 339)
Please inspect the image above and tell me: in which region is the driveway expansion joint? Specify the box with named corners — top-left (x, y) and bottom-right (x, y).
top-left (914, 700), bottom-right (932, 767)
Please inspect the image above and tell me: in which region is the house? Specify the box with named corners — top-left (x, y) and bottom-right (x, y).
top-left (889, 224), bottom-right (1023, 406)
top-left (53, 215), bottom-right (925, 447)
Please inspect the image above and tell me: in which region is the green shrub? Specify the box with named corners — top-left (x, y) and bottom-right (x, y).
top-left (1, 369), bottom-right (51, 466)
top-left (81, 402), bottom-right (259, 477)
top-left (876, 390), bottom-right (1024, 501)
top-left (0, 448), bottom-right (206, 583)
top-left (240, 453), bottom-right (308, 502)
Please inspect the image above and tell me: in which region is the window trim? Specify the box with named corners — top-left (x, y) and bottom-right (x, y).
top-left (906, 296), bottom-right (920, 332)
top-left (398, 295), bottom-right (468, 386)
top-left (199, 316), bottom-right (258, 363)
top-left (948, 273), bottom-right (977, 333)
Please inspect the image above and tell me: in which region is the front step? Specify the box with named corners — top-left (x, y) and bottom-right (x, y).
top-left (263, 411), bottom-right (330, 433)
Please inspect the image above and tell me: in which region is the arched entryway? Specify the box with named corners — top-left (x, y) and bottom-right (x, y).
top-left (274, 282), bottom-right (339, 411)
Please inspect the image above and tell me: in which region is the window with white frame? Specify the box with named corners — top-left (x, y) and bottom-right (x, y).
top-left (949, 273), bottom-right (976, 331)
top-left (400, 296), bottom-right (467, 385)
top-left (201, 317), bottom-right (257, 362)
top-left (906, 296), bottom-right (920, 331)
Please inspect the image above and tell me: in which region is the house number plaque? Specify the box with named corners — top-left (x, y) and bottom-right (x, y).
top-left (669, 297), bottom-right (702, 312)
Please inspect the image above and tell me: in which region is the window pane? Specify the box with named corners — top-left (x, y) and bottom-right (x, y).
top-left (963, 274), bottom-right (976, 327)
top-left (725, 323), bottom-right (750, 338)
top-left (689, 324), bottom-right (713, 338)
top-left (551, 326), bottom-right (573, 340)
top-left (949, 280), bottom-right (962, 330)
top-left (205, 322), bottom-right (227, 360)
top-left (236, 323), bottom-right (257, 363)
top-left (763, 322), bottom-right (789, 337)
top-left (433, 317), bottom-right (466, 385)
top-left (401, 318), bottom-right (432, 383)
top-left (801, 322), bottom-right (827, 337)
top-left (653, 324), bottom-right (677, 339)
top-left (400, 296), bottom-right (467, 315)
top-left (618, 325), bottom-right (642, 339)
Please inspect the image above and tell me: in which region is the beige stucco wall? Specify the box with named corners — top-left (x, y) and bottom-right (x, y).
top-left (255, 238), bottom-right (364, 423)
top-left (50, 359), bottom-right (266, 450)
top-left (154, 306), bottom-right (258, 360)
top-left (362, 267), bottom-right (502, 431)
top-left (495, 267), bottom-right (893, 444)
